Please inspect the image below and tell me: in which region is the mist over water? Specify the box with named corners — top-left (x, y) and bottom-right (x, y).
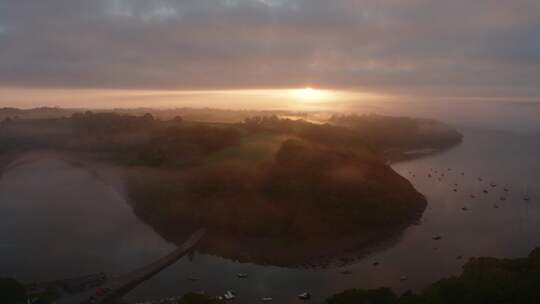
top-left (349, 99), bottom-right (540, 134)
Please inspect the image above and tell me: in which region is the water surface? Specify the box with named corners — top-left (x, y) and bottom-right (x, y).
top-left (0, 154), bottom-right (174, 282)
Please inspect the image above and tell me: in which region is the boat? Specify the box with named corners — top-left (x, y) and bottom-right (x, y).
top-left (483, 190), bottom-right (489, 194)
top-left (261, 297), bottom-right (273, 302)
top-left (523, 186), bottom-right (531, 201)
top-left (461, 207), bottom-right (468, 211)
top-left (224, 291), bottom-right (236, 301)
top-left (298, 292), bottom-right (311, 300)
top-left (372, 261), bottom-right (380, 266)
top-left (432, 234), bottom-right (442, 240)
top-left (524, 194), bottom-right (531, 201)
top-left (500, 196), bottom-right (506, 201)
top-left (237, 273), bottom-right (248, 278)
top-left (400, 276), bottom-right (408, 281)
top-left (490, 182), bottom-right (497, 187)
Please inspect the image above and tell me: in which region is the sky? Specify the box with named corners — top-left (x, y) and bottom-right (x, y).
top-left (1, 0), bottom-right (540, 109)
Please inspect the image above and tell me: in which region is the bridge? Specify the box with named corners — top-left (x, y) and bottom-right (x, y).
top-left (57, 228), bottom-right (206, 304)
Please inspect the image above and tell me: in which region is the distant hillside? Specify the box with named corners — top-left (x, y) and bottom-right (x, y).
top-left (329, 114), bottom-right (463, 161)
top-left (0, 107), bottom-right (77, 120)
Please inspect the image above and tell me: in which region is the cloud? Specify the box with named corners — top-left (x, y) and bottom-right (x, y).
top-left (0, 0), bottom-right (540, 99)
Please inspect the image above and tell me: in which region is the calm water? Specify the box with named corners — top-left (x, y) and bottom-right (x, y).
top-left (1, 128), bottom-right (539, 303)
top-left (0, 154), bottom-right (175, 282)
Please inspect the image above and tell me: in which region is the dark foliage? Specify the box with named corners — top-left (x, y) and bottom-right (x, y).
top-left (0, 278), bottom-right (26, 304)
top-left (325, 247), bottom-right (540, 304)
top-left (177, 292), bottom-right (222, 304)
top-left (329, 114), bottom-right (462, 151)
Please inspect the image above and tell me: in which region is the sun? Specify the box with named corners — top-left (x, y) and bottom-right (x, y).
top-left (289, 87), bottom-right (330, 101)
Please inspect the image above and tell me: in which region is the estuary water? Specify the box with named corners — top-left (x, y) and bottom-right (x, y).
top-left (0, 127), bottom-right (539, 303)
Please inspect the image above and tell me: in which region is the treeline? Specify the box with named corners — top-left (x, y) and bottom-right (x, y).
top-left (328, 114), bottom-right (463, 151)
top-left (0, 112), bottom-right (241, 167)
top-left (326, 247), bottom-right (540, 304)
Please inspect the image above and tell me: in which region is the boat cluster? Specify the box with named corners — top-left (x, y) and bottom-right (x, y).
top-left (408, 166), bottom-right (534, 211)
top-left (178, 273), bottom-right (312, 302)
top-left (133, 292), bottom-right (301, 304)
top-left (215, 291), bottom-right (311, 302)
top-left (402, 166), bottom-right (536, 281)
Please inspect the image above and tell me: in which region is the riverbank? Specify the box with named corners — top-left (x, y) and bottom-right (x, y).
top-left (135, 245), bottom-right (540, 304)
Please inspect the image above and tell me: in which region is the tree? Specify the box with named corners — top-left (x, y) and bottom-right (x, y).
top-left (0, 278), bottom-right (26, 304)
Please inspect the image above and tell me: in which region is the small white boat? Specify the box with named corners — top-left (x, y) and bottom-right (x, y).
top-left (298, 292), bottom-right (311, 300)
top-left (224, 291), bottom-right (236, 301)
top-left (261, 297), bottom-right (273, 302)
top-left (237, 273), bottom-right (248, 278)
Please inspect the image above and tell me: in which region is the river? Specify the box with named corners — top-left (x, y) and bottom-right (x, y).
top-left (0, 127), bottom-right (539, 303)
